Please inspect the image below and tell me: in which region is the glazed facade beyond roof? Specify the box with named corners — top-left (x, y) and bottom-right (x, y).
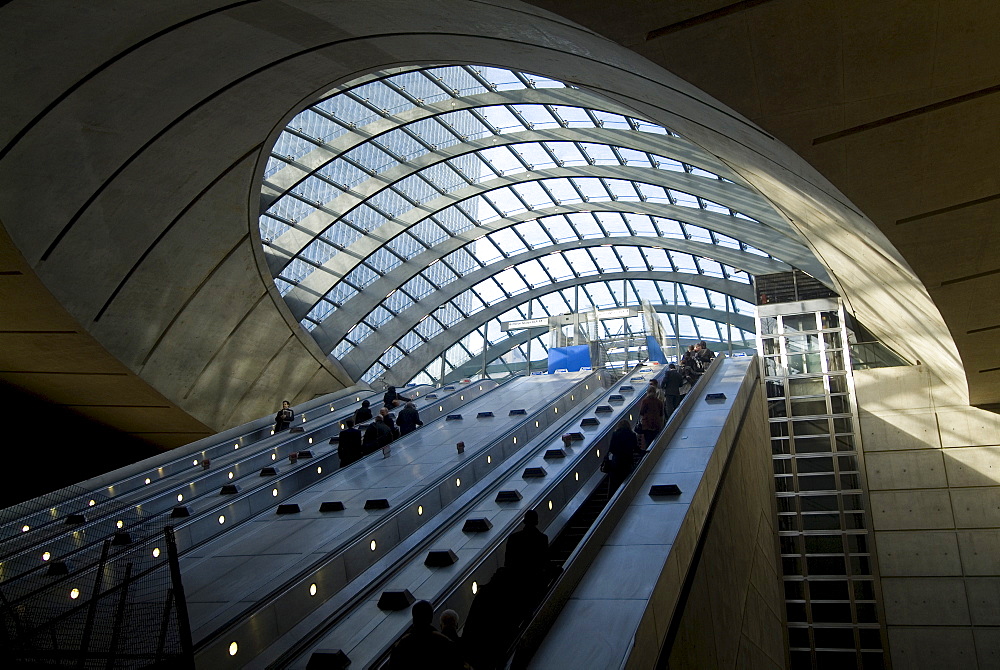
top-left (258, 65), bottom-right (827, 386)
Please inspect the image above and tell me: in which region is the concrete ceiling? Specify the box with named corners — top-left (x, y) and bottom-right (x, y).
top-left (0, 223), bottom-right (213, 449)
top-left (0, 0), bottom-right (991, 459)
top-left (526, 0), bottom-right (1000, 408)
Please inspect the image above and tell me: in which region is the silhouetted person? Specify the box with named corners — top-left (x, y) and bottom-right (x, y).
top-left (647, 378), bottom-right (666, 405)
top-left (681, 344), bottom-right (697, 367)
top-left (274, 400), bottom-right (293, 432)
top-left (695, 340), bottom-right (716, 369)
top-left (353, 399), bottom-right (373, 425)
top-left (397, 401), bottom-right (423, 436)
top-left (680, 344), bottom-right (699, 382)
top-left (638, 386), bottom-right (665, 449)
top-left (337, 418), bottom-right (362, 467)
top-left (363, 415), bottom-right (392, 455)
top-left (606, 418), bottom-right (640, 492)
top-left (439, 609), bottom-right (461, 644)
top-left (380, 407), bottom-right (400, 440)
top-left (505, 509), bottom-right (550, 624)
top-left (505, 510), bottom-right (549, 579)
top-left (439, 609), bottom-right (472, 667)
top-left (462, 568), bottom-right (521, 670)
top-left (663, 363), bottom-right (683, 415)
top-left (387, 600), bottom-right (463, 670)
top-left (383, 385), bottom-right (411, 409)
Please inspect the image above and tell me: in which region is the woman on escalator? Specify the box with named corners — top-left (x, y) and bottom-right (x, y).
top-left (637, 386), bottom-right (665, 451)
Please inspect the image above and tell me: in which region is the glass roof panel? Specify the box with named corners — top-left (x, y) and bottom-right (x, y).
top-left (670, 252), bottom-right (699, 273)
top-left (415, 315), bottom-right (444, 340)
top-left (509, 104), bottom-right (556, 129)
top-left (669, 190), bottom-right (698, 207)
top-left (525, 143), bottom-right (562, 169)
top-left (538, 216), bottom-right (575, 242)
top-left (568, 216), bottom-right (603, 239)
top-left (539, 253), bottom-right (573, 280)
top-left (402, 275), bottom-right (435, 302)
top-left (272, 132), bottom-right (315, 163)
top-left (374, 127), bottom-right (426, 161)
top-left (514, 220), bottom-right (551, 247)
top-left (568, 249), bottom-right (604, 276)
top-left (590, 246), bottom-right (624, 272)
top-left (475, 279), bottom-right (505, 305)
top-left (352, 80), bottom-right (412, 113)
top-left (616, 147), bottom-right (651, 166)
top-left (582, 143), bottom-right (617, 163)
top-left (489, 228), bottom-right (527, 257)
top-left (478, 106), bottom-right (526, 132)
top-left (640, 247), bottom-right (671, 270)
top-left (314, 93), bottom-right (366, 127)
top-left (548, 142), bottom-right (588, 166)
top-left (550, 105), bottom-right (593, 127)
top-left (543, 178), bottom-right (581, 205)
top-left (593, 212), bottom-right (629, 235)
top-left (614, 247), bottom-right (645, 271)
top-left (586, 282), bottom-right (616, 308)
top-left (516, 259), bottom-right (547, 286)
top-left (588, 110), bottom-right (630, 129)
top-left (410, 219), bottom-right (450, 247)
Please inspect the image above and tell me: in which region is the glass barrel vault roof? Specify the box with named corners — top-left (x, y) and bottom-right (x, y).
top-left (258, 65), bottom-right (826, 385)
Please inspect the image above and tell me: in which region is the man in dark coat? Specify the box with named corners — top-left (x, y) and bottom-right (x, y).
top-left (461, 567), bottom-right (521, 670)
top-left (505, 510), bottom-right (548, 576)
top-left (397, 401), bottom-right (423, 435)
top-left (274, 400), bottom-right (294, 431)
top-left (337, 418), bottom-right (363, 467)
top-left (387, 600), bottom-right (464, 670)
top-left (363, 415), bottom-right (392, 455)
top-left (695, 340), bottom-right (716, 368)
top-left (383, 385), bottom-right (411, 409)
top-left (353, 399), bottom-right (373, 425)
top-left (500, 509), bottom-right (551, 654)
top-left (663, 363), bottom-right (683, 415)
top-left (680, 344), bottom-right (701, 384)
top-left (505, 509), bottom-right (550, 602)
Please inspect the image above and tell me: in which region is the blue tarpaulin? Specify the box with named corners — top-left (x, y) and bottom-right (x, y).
top-left (547, 345), bottom-right (591, 373)
top-left (646, 335), bottom-right (668, 364)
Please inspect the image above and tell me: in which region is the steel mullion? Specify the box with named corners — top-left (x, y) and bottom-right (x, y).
top-left (563, 176), bottom-right (590, 203)
top-left (504, 104), bottom-right (535, 132)
top-left (462, 65), bottom-right (500, 93)
top-left (536, 140), bottom-right (565, 168)
top-left (531, 255), bottom-right (560, 287)
top-left (511, 71), bottom-right (536, 89)
top-left (589, 212), bottom-right (611, 236)
top-left (509, 225), bottom-right (535, 252)
top-left (511, 264), bottom-right (536, 292)
top-left (478, 192), bottom-right (506, 219)
top-left (596, 176), bottom-right (620, 202)
top-left (505, 182), bottom-right (536, 213)
top-left (574, 141), bottom-right (597, 166)
top-left (533, 178), bottom-right (562, 208)
top-left (608, 244), bottom-right (629, 273)
top-left (502, 143), bottom-right (533, 172)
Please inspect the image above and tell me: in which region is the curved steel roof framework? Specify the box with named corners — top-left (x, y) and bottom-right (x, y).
top-left (259, 65), bottom-right (826, 385)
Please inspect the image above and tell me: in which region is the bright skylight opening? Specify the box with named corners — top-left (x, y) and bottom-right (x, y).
top-left (259, 64), bottom-right (822, 386)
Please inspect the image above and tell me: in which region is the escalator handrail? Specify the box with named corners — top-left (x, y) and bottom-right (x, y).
top-left (508, 356), bottom-right (726, 669)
